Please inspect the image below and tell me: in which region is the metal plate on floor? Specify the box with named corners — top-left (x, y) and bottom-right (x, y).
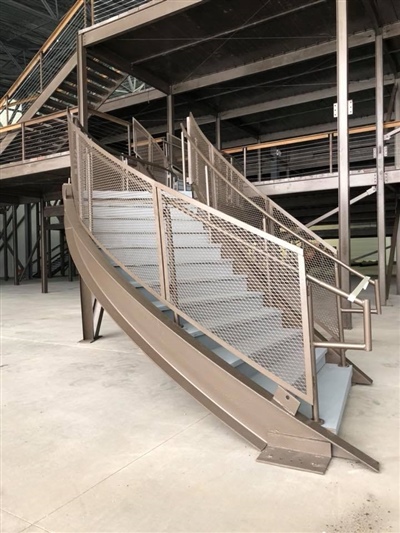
top-left (257, 446), bottom-right (331, 474)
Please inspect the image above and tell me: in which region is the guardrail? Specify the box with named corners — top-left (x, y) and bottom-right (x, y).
top-left (90, 0), bottom-right (155, 24)
top-left (69, 115), bottom-right (375, 423)
top-left (183, 114), bottom-right (380, 353)
top-left (224, 120), bottom-right (400, 181)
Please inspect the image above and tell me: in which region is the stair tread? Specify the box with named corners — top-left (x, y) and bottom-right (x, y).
top-left (179, 290), bottom-right (263, 306)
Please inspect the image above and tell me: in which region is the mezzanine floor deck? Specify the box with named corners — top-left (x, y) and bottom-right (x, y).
top-left (1, 278), bottom-right (399, 533)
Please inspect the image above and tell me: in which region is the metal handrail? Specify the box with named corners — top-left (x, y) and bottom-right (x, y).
top-left (182, 123), bottom-right (381, 314)
top-left (308, 274), bottom-right (372, 352)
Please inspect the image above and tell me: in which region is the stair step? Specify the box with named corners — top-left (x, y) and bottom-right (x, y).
top-left (109, 245), bottom-right (221, 264)
top-left (96, 230), bottom-right (211, 248)
top-left (125, 260), bottom-right (235, 280)
top-left (93, 217), bottom-right (204, 233)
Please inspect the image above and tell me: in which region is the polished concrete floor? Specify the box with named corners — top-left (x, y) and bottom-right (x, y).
top-left (1, 278), bottom-right (399, 533)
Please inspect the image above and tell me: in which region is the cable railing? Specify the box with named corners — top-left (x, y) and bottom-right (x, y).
top-left (225, 120), bottom-right (400, 181)
top-left (0, 110), bottom-right (77, 166)
top-left (90, 0), bottom-right (155, 24)
top-left (0, 1), bottom-right (85, 124)
top-left (184, 114), bottom-right (380, 347)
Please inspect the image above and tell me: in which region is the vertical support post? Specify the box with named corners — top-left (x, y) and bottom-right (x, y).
top-left (205, 166), bottom-right (211, 207)
top-left (167, 92), bottom-right (174, 138)
top-left (77, 34), bottom-right (88, 130)
top-left (376, 33), bottom-right (386, 306)
top-left (39, 52), bottom-right (44, 93)
top-left (5, 96), bottom-right (9, 126)
top-left (127, 124), bottom-right (132, 156)
top-left (257, 142), bottom-right (262, 181)
top-left (181, 131), bottom-right (187, 191)
top-left (60, 231), bottom-right (65, 277)
top-left (12, 205), bottom-right (19, 286)
top-left (306, 282), bottom-right (320, 423)
top-left (395, 80), bottom-right (400, 295)
top-left (40, 198), bottom-right (48, 293)
top-left (215, 115), bottom-right (221, 150)
top-left (90, 0), bottom-right (95, 25)
top-left (25, 204), bottom-right (32, 279)
top-left (35, 202), bottom-right (40, 276)
top-left (21, 123), bottom-right (26, 161)
top-left (329, 133), bottom-right (333, 173)
top-left (3, 210), bottom-right (9, 281)
top-left (386, 202), bottom-right (399, 298)
top-left (336, 0), bottom-right (351, 326)
top-left (47, 223), bottom-right (52, 278)
top-left (243, 147), bottom-right (247, 178)
top-left (77, 31), bottom-right (94, 341)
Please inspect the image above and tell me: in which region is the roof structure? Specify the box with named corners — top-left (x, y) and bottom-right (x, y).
top-left (0, 0), bottom-right (74, 96)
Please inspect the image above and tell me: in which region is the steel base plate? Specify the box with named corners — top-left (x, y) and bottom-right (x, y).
top-left (257, 446), bottom-right (331, 474)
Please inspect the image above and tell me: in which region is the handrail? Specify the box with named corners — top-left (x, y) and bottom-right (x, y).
top-left (182, 123), bottom-right (380, 313)
top-left (0, 108), bottom-right (78, 135)
top-left (308, 274), bottom-right (372, 352)
top-left (0, 0), bottom-right (84, 108)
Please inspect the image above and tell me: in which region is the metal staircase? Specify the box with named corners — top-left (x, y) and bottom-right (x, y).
top-left (64, 115), bottom-right (381, 474)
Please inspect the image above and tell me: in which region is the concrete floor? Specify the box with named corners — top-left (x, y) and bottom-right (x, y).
top-left (1, 278), bottom-right (399, 533)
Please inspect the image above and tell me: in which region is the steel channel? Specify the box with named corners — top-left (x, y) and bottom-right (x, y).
top-left (12, 205), bottom-right (19, 286)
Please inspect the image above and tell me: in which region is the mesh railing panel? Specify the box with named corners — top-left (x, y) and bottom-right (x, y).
top-left (132, 118), bottom-right (169, 185)
top-left (187, 114), bottom-right (340, 339)
top-left (68, 118), bottom-right (313, 403)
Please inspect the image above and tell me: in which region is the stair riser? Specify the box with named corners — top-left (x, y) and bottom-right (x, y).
top-left (93, 205), bottom-right (196, 221)
top-left (110, 247), bottom-right (221, 264)
top-left (124, 261), bottom-right (234, 281)
top-left (93, 218), bottom-right (204, 233)
top-left (211, 314), bottom-right (283, 339)
top-left (175, 278), bottom-right (248, 299)
top-left (95, 232), bottom-right (211, 248)
top-left (180, 295), bottom-right (265, 323)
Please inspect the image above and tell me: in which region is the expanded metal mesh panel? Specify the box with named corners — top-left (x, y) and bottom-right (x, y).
top-left (69, 118), bottom-right (311, 401)
top-left (159, 191), bottom-right (307, 394)
top-left (187, 115), bottom-right (340, 339)
top-left (70, 124), bottom-right (160, 293)
top-left (132, 119), bottom-right (169, 185)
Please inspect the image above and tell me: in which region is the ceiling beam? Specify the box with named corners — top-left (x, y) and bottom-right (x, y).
top-left (1, 0), bottom-right (55, 21)
top-left (130, 0), bottom-right (327, 66)
top-left (83, 0), bottom-right (207, 47)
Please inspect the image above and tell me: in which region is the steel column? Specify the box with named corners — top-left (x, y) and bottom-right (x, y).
top-left (25, 204), bottom-right (32, 279)
top-left (35, 202), bottom-right (41, 277)
top-left (12, 206), bottom-right (19, 286)
top-left (167, 93), bottom-right (174, 138)
top-left (40, 199), bottom-right (48, 293)
top-left (77, 33), bottom-right (88, 129)
top-left (215, 115), bottom-right (222, 150)
top-left (77, 30), bottom-right (94, 339)
top-left (3, 210), bottom-right (9, 281)
top-left (376, 34), bottom-right (386, 306)
top-left (336, 0), bottom-right (351, 325)
top-left (395, 80), bottom-right (400, 294)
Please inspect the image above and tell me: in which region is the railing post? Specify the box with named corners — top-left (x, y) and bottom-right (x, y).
top-left (12, 205), bottom-right (19, 286)
top-left (40, 198), bottom-right (48, 293)
top-left (3, 210), bottom-right (9, 281)
top-left (329, 133), bottom-right (333, 173)
top-left (39, 52), bottom-right (44, 93)
top-left (181, 131), bottom-right (187, 191)
top-left (21, 122), bottom-right (26, 161)
top-left (243, 147), bottom-right (247, 178)
top-left (334, 263), bottom-right (346, 366)
top-left (127, 124), bottom-right (132, 156)
top-left (205, 166), bottom-right (210, 207)
top-left (307, 282), bottom-right (320, 423)
top-left (5, 96), bottom-right (9, 126)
